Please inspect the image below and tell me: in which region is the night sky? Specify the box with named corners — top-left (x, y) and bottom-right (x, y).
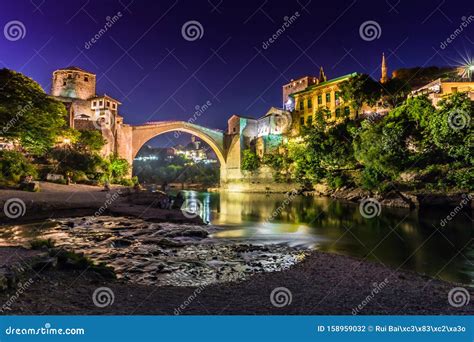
top-left (1, 0), bottom-right (473, 145)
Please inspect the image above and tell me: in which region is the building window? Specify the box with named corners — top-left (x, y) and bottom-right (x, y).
top-left (63, 81), bottom-right (66, 86)
top-left (335, 108), bottom-right (341, 118)
top-left (344, 106), bottom-right (350, 117)
top-left (335, 92), bottom-right (340, 100)
top-left (326, 93), bottom-right (331, 103)
top-left (106, 101), bottom-right (110, 107)
top-left (318, 95), bottom-right (322, 105)
top-left (93, 101), bottom-right (97, 107)
top-left (67, 74), bottom-right (72, 79)
top-left (299, 101), bottom-right (304, 110)
top-left (84, 76), bottom-right (89, 82)
top-left (307, 99), bottom-right (312, 109)
top-left (326, 111), bottom-right (331, 119)
top-left (233, 127), bottom-right (236, 133)
top-left (112, 103), bottom-right (116, 109)
top-left (99, 100), bottom-right (103, 106)
top-left (300, 117), bottom-right (304, 126)
top-left (451, 87), bottom-right (458, 93)
top-left (307, 116), bottom-right (312, 125)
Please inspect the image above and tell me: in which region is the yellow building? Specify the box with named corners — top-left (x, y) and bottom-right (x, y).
top-left (290, 72), bottom-right (357, 129)
top-left (410, 78), bottom-right (474, 107)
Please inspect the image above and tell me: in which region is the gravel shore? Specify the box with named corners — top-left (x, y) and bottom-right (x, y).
top-left (0, 248), bottom-right (472, 315)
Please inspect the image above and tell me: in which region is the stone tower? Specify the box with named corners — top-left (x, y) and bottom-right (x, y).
top-left (51, 66), bottom-right (96, 100)
top-left (380, 53), bottom-right (389, 84)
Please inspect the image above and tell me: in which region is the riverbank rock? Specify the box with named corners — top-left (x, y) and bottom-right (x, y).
top-left (417, 192), bottom-right (472, 208)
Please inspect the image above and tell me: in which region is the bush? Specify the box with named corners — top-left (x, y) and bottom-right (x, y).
top-left (72, 170), bottom-right (89, 183)
top-left (0, 150), bottom-right (37, 183)
top-left (447, 168), bottom-right (474, 191)
top-left (241, 149), bottom-right (260, 172)
top-left (359, 167), bottom-right (387, 190)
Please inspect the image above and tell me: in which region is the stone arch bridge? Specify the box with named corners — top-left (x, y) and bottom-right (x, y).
top-left (115, 121), bottom-right (242, 184)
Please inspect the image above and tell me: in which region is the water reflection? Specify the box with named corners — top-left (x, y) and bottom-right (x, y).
top-left (188, 191), bottom-right (473, 285)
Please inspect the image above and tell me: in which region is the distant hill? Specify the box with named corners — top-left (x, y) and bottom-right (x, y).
top-left (392, 66), bottom-right (459, 89)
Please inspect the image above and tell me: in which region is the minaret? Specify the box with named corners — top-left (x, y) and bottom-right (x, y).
top-left (380, 53), bottom-right (389, 84)
top-left (318, 66), bottom-right (327, 83)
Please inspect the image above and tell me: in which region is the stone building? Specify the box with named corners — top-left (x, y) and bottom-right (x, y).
top-left (51, 66), bottom-right (123, 156)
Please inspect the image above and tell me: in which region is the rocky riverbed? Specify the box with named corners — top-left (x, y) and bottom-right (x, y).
top-left (0, 216), bottom-right (308, 287)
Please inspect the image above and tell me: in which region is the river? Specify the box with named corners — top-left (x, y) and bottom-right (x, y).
top-left (184, 191), bottom-right (473, 286)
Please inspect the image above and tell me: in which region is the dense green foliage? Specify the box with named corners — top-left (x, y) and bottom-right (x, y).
top-left (266, 92), bottom-right (473, 191)
top-left (241, 149), bottom-right (260, 172)
top-left (0, 69), bottom-right (67, 154)
top-left (339, 74), bottom-right (381, 116)
top-left (0, 150), bottom-right (37, 183)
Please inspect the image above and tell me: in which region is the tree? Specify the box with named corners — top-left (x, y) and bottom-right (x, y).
top-left (74, 130), bottom-right (106, 153)
top-left (381, 78), bottom-right (411, 108)
top-left (426, 92), bottom-right (473, 164)
top-left (107, 154), bottom-right (130, 180)
top-left (0, 69), bottom-right (67, 154)
top-left (339, 74), bottom-right (381, 117)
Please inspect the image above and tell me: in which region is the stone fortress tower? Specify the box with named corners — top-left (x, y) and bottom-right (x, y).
top-left (51, 66), bottom-right (123, 156)
top-left (51, 66), bottom-right (96, 100)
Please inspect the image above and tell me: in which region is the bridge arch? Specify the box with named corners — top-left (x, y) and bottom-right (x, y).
top-left (131, 121), bottom-right (226, 169)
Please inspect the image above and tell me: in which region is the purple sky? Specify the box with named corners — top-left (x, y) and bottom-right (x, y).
top-left (1, 0), bottom-right (472, 138)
